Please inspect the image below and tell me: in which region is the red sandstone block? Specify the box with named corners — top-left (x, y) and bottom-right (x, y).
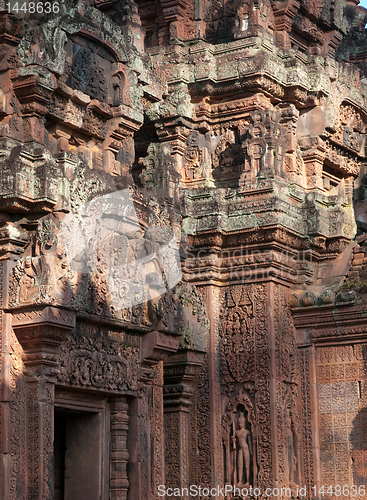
top-left (352, 265), bottom-right (363, 271)
top-left (352, 258), bottom-right (363, 266)
top-left (347, 271), bottom-right (360, 278)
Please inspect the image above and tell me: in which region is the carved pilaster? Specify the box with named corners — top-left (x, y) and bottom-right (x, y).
top-left (150, 362), bottom-right (165, 497)
top-left (26, 378), bottom-right (54, 500)
top-left (163, 350), bottom-right (205, 491)
top-left (0, 311), bottom-right (10, 500)
top-left (110, 397), bottom-right (129, 500)
top-left (10, 306), bottom-right (75, 500)
top-left (139, 332), bottom-right (180, 500)
top-left (11, 74), bottom-right (55, 144)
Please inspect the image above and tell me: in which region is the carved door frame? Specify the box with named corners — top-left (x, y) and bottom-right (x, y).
top-left (54, 388), bottom-right (111, 500)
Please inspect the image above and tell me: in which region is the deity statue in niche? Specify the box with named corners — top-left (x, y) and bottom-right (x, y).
top-left (284, 409), bottom-right (298, 487)
top-left (232, 409), bottom-right (253, 486)
top-left (113, 73), bottom-right (124, 106)
top-left (183, 131), bottom-right (203, 181)
top-left (219, 145), bottom-right (234, 175)
top-left (248, 141), bottom-right (264, 171)
top-left (233, 2), bottom-right (249, 37)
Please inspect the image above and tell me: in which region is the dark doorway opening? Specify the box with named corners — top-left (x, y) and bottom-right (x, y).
top-left (54, 407), bottom-right (102, 500)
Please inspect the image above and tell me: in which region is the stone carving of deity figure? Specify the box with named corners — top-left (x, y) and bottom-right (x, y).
top-left (233, 413), bottom-right (252, 486)
top-left (219, 147), bottom-right (234, 175)
top-left (285, 412), bottom-right (297, 486)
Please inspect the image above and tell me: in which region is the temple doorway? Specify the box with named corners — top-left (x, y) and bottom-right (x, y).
top-left (53, 393), bottom-right (109, 500)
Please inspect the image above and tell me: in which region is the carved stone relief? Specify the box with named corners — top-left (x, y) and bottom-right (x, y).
top-left (316, 344), bottom-right (367, 487)
top-left (219, 285), bottom-right (255, 387)
top-left (222, 395), bottom-right (257, 487)
top-left (58, 324), bottom-right (139, 392)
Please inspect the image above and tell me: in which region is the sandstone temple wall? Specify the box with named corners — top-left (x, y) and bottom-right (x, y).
top-left (1, 0), bottom-right (367, 499)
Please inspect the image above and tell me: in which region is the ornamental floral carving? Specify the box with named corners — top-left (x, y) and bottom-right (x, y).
top-left (219, 285), bottom-right (255, 386)
top-left (58, 327), bottom-right (139, 391)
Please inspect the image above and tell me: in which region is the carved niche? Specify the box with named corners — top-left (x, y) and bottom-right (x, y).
top-left (222, 395), bottom-right (258, 486)
top-left (66, 41), bottom-right (109, 104)
top-left (204, 0), bottom-right (271, 43)
top-left (183, 131), bottom-right (204, 181)
top-left (212, 129), bottom-right (247, 186)
top-left (9, 213), bottom-right (72, 308)
top-left (46, 27), bottom-right (139, 177)
top-left (274, 285), bottom-right (302, 488)
top-left (282, 404), bottom-right (300, 488)
top-left (139, 143), bottom-right (181, 202)
top-left (182, 131), bottom-right (213, 187)
top-left (331, 103), bottom-right (365, 155)
top-left (212, 107), bottom-right (292, 187)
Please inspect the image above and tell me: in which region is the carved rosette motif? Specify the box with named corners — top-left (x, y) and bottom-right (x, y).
top-left (1, 0), bottom-right (367, 497)
top-left (316, 344), bottom-right (367, 487)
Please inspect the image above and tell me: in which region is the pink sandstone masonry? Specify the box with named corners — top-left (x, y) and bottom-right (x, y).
top-left (1, 0), bottom-right (367, 499)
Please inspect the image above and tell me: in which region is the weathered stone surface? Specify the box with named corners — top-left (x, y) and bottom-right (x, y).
top-left (1, 0), bottom-right (367, 499)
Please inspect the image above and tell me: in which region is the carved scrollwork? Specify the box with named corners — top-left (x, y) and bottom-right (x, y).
top-left (219, 285), bottom-right (255, 386)
top-left (58, 328), bottom-right (139, 392)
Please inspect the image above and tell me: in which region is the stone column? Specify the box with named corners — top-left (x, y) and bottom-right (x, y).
top-left (110, 396), bottom-right (130, 500)
top-left (11, 74), bottom-right (54, 145)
